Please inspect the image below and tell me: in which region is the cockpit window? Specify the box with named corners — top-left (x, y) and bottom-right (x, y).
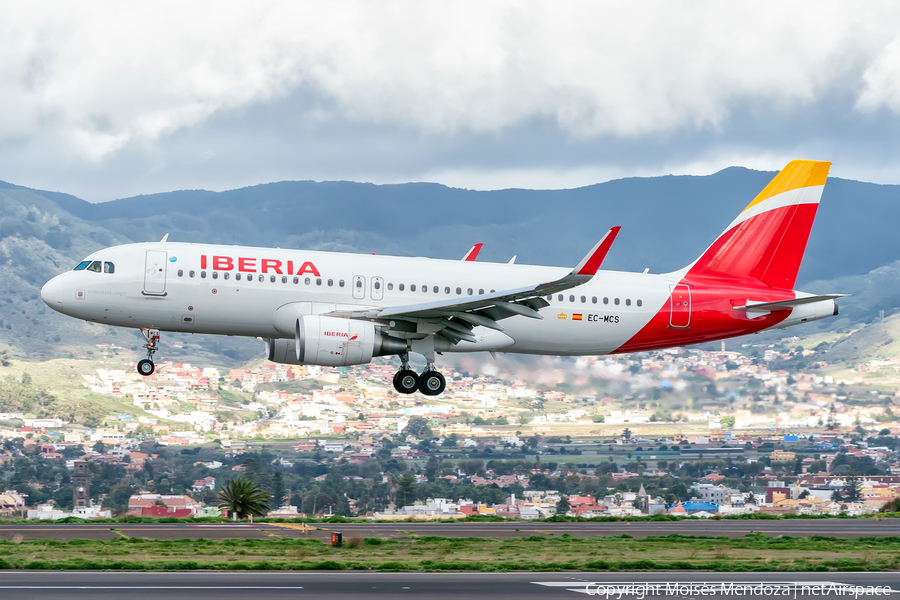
top-left (73, 261), bottom-right (91, 271)
top-left (103, 262), bottom-right (115, 274)
top-left (86, 261), bottom-right (102, 273)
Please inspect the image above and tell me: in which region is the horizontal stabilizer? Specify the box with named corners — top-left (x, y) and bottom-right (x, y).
top-left (733, 294), bottom-right (849, 312)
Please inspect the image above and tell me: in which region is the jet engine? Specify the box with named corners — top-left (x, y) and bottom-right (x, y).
top-left (266, 315), bottom-right (407, 367)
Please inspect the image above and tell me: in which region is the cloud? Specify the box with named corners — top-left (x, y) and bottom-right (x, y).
top-left (3, 2), bottom-right (900, 197)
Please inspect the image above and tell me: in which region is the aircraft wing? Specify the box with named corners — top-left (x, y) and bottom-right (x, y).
top-left (327, 227), bottom-right (620, 340)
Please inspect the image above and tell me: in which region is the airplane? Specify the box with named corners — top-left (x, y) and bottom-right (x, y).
top-left (41, 160), bottom-right (844, 396)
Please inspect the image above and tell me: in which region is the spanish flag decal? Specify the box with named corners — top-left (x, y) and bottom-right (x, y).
top-left (572, 313), bottom-right (583, 321)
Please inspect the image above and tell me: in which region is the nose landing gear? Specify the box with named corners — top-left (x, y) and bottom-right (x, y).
top-left (391, 352), bottom-right (446, 396)
top-left (137, 328), bottom-right (160, 376)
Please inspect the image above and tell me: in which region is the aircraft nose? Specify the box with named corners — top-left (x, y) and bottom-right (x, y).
top-left (41, 276), bottom-right (66, 313)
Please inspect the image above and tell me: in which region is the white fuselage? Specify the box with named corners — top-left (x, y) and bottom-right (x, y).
top-left (41, 242), bottom-right (674, 356)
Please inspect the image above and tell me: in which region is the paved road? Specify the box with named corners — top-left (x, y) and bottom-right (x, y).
top-left (0, 571), bottom-right (896, 599)
top-left (1, 518), bottom-right (898, 542)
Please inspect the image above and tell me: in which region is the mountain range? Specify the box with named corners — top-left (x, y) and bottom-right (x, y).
top-left (1, 167), bottom-right (898, 365)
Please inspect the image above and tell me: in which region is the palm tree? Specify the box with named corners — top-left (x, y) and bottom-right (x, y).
top-left (216, 478), bottom-right (270, 520)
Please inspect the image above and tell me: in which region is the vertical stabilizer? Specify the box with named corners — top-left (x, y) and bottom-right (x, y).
top-left (688, 160), bottom-right (830, 289)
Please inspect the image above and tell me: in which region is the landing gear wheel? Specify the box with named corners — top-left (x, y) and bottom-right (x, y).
top-left (137, 359), bottom-right (155, 376)
top-left (418, 371), bottom-right (446, 396)
top-left (393, 369), bottom-right (419, 394)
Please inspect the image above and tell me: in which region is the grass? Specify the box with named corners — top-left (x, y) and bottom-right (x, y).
top-left (0, 533), bottom-right (897, 571)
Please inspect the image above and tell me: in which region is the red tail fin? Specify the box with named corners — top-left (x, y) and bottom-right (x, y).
top-left (688, 160), bottom-right (831, 289)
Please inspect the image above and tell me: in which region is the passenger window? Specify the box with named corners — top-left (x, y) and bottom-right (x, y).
top-left (293, 277), bottom-right (299, 284)
top-left (224, 273), bottom-right (230, 280)
top-left (614, 298), bottom-right (620, 305)
top-left (457, 287), bottom-right (462, 295)
top-left (189, 270), bottom-right (195, 278)
top-left (235, 273), bottom-right (241, 280)
top-left (305, 277), bottom-right (311, 285)
top-left (104, 262), bottom-right (115, 274)
top-left (411, 284), bottom-right (416, 292)
top-left (212, 272), bottom-right (218, 280)
top-left (327, 279), bottom-right (333, 286)
top-left (626, 299), bottom-right (631, 306)
top-left (87, 261), bottom-right (102, 273)
top-left (178, 269), bottom-right (184, 277)
top-left (479, 289), bottom-right (484, 295)
top-left (423, 285), bottom-right (428, 293)
top-left (316, 278), bottom-right (321, 286)
top-left (73, 261), bottom-right (91, 271)
top-left (282, 276), bottom-right (287, 283)
top-left (356, 280), bottom-right (362, 288)
top-left (267, 275), bottom-right (273, 283)
top-left (433, 286), bottom-right (438, 293)
top-left (637, 299), bottom-right (642, 307)
top-left (399, 283), bottom-right (405, 291)
top-left (569, 295), bottom-right (575, 302)
top-left (339, 280), bottom-right (345, 287)
top-left (201, 271), bottom-right (207, 279)
top-left (375, 281), bottom-right (381, 290)
top-left (387, 283), bottom-right (393, 290)
top-left (546, 295), bottom-right (552, 301)
top-left (444, 286), bottom-right (450, 294)
top-left (490, 289), bottom-right (495, 293)
top-left (603, 297), bottom-right (608, 304)
top-left (557, 294), bottom-right (563, 302)
top-left (581, 296), bottom-right (586, 303)
top-left (592, 296), bottom-right (597, 304)
top-left (467, 288), bottom-right (473, 295)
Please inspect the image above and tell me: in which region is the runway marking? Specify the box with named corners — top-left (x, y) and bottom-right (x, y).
top-left (0, 586), bottom-right (305, 589)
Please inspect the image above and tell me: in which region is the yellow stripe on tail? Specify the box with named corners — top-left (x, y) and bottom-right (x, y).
top-left (741, 160), bottom-right (831, 213)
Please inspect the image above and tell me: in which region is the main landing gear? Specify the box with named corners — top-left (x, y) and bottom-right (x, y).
top-left (392, 352), bottom-right (446, 396)
top-left (137, 328), bottom-right (160, 377)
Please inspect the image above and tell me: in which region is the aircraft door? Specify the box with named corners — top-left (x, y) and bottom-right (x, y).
top-left (352, 275), bottom-right (366, 300)
top-left (144, 250), bottom-right (168, 295)
top-left (371, 276), bottom-right (384, 301)
top-left (669, 284), bottom-right (691, 328)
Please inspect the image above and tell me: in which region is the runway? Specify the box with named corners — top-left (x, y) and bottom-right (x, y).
top-left (0, 571), bottom-right (895, 599)
top-left (1, 518), bottom-right (897, 542)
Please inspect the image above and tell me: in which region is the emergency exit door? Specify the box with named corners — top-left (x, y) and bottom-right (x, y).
top-left (352, 275), bottom-right (366, 300)
top-left (669, 284), bottom-right (691, 328)
top-left (370, 276), bottom-right (384, 301)
top-left (143, 250), bottom-right (168, 295)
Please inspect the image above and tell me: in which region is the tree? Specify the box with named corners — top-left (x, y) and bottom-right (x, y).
top-left (402, 417), bottom-right (433, 439)
top-left (720, 415), bottom-right (735, 428)
top-left (843, 474), bottom-right (863, 503)
top-left (746, 492), bottom-right (757, 505)
top-left (592, 415), bottom-right (605, 423)
top-left (622, 428), bottom-right (633, 440)
top-left (271, 471), bottom-right (285, 508)
top-left (92, 440), bottom-right (106, 454)
top-left (424, 455), bottom-right (441, 482)
top-left (556, 496), bottom-right (571, 515)
top-left (216, 478), bottom-right (270, 520)
top-left (395, 472), bottom-right (417, 507)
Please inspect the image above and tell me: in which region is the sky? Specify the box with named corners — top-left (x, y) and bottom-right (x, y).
top-left (4, 1), bottom-right (900, 201)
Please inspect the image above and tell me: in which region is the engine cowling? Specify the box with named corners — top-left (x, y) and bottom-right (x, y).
top-left (266, 316), bottom-right (407, 366)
